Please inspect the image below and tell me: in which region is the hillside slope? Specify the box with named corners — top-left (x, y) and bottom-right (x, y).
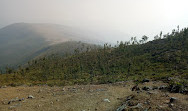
top-left (0, 23), bottom-right (101, 68)
top-left (1, 28), bottom-right (187, 90)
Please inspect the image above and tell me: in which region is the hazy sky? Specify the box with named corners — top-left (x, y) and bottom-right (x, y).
top-left (0, 0), bottom-right (188, 41)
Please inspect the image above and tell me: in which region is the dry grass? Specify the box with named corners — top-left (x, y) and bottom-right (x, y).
top-left (0, 81), bottom-right (187, 111)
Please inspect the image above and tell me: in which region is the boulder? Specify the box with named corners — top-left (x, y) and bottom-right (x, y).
top-left (142, 79), bottom-right (150, 83)
top-left (142, 86), bottom-right (151, 91)
top-left (8, 97), bottom-right (19, 104)
top-left (103, 99), bottom-right (110, 103)
top-left (116, 104), bottom-right (127, 111)
top-left (152, 86), bottom-right (158, 90)
top-left (19, 98), bottom-right (25, 101)
top-left (28, 95), bottom-right (35, 99)
top-left (131, 85), bottom-right (140, 91)
top-left (169, 84), bottom-right (182, 93)
top-left (159, 85), bottom-right (168, 91)
top-left (169, 97), bottom-right (177, 103)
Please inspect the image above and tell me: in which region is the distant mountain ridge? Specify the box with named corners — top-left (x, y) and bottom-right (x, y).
top-left (0, 23), bottom-right (101, 68)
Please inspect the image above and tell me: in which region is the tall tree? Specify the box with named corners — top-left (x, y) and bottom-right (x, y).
top-left (160, 31), bottom-right (163, 39)
top-left (142, 35), bottom-right (149, 43)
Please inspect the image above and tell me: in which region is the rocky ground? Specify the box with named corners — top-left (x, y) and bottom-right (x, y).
top-left (0, 81), bottom-right (188, 111)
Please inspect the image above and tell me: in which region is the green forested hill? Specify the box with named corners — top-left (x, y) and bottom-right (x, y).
top-left (0, 28), bottom-right (188, 88)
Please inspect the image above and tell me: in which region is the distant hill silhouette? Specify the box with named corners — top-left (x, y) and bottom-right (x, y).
top-left (0, 23), bottom-right (101, 68)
